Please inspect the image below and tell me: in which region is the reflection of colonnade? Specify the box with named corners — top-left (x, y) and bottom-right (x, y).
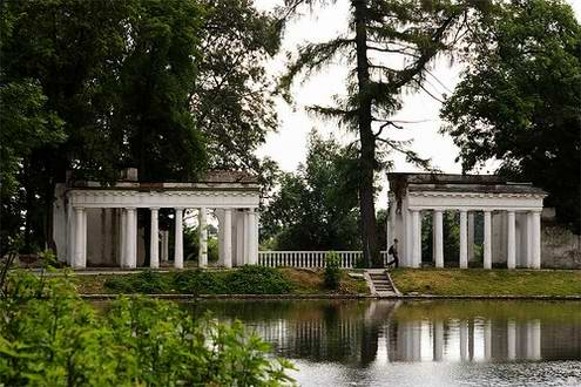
top-left (389, 319), bottom-right (542, 362)
top-left (53, 170), bottom-right (260, 268)
top-left (387, 173), bottom-right (547, 268)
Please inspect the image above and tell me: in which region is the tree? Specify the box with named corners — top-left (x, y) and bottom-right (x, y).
top-left (280, 0), bottom-right (488, 266)
top-left (1, 0), bottom-right (281, 255)
top-left (441, 0), bottom-right (581, 233)
top-left (261, 131), bottom-right (361, 250)
top-left (193, 0), bottom-right (281, 172)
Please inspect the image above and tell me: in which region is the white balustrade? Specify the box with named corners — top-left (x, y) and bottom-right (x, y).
top-left (257, 251), bottom-right (389, 268)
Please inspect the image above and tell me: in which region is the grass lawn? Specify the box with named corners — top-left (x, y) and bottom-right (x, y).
top-left (390, 268), bottom-right (581, 296)
top-left (74, 268), bottom-right (369, 295)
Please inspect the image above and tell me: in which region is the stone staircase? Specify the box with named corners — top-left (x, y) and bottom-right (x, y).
top-left (365, 269), bottom-right (398, 297)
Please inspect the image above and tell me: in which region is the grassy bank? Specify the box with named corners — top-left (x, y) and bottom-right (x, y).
top-left (391, 269), bottom-right (581, 296)
top-left (75, 267), bottom-right (369, 295)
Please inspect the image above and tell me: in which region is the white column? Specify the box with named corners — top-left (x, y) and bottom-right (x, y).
top-left (244, 210), bottom-right (251, 264)
top-left (507, 211), bottom-right (516, 269)
top-left (150, 208), bottom-right (159, 269)
top-left (411, 210), bottom-right (422, 267)
top-left (459, 210), bottom-right (468, 269)
top-left (483, 210), bottom-right (492, 269)
top-left (81, 207), bottom-right (87, 267)
top-left (198, 207), bottom-right (208, 267)
top-left (433, 210), bottom-right (444, 268)
top-left (404, 209), bottom-right (413, 267)
top-left (125, 207), bottom-right (137, 269)
top-left (531, 211), bottom-right (541, 269)
top-left (223, 209), bottom-right (233, 268)
top-left (119, 209), bottom-right (127, 267)
top-left (236, 210), bottom-right (244, 266)
top-left (467, 212), bottom-right (475, 262)
top-left (174, 208), bottom-right (184, 269)
top-left (161, 230), bottom-right (169, 262)
top-left (247, 209), bottom-right (258, 265)
top-left (73, 207), bottom-right (86, 269)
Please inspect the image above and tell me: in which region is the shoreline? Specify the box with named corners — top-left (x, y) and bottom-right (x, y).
top-left (79, 293), bottom-right (581, 301)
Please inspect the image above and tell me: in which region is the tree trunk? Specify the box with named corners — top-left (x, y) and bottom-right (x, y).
top-left (353, 0), bottom-right (381, 267)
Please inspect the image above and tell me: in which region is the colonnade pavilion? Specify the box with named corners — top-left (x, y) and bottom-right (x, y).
top-left (52, 169), bottom-right (260, 269)
top-left (387, 173), bottom-right (547, 269)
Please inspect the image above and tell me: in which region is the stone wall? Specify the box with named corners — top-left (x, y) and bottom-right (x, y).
top-left (541, 223), bottom-right (581, 269)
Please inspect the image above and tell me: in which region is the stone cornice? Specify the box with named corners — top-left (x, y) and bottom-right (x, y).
top-left (408, 191), bottom-right (547, 199)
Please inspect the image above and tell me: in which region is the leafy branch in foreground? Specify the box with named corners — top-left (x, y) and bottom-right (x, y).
top-left (0, 269), bottom-right (295, 386)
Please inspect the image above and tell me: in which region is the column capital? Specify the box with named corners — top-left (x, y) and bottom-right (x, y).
top-left (125, 206), bottom-right (136, 211)
top-left (73, 206), bottom-right (86, 211)
top-left (150, 206), bottom-right (160, 211)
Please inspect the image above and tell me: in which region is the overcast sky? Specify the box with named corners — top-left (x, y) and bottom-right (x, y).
top-left (254, 0), bottom-right (581, 207)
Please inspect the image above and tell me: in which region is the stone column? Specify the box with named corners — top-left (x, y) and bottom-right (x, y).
top-left (507, 211), bottom-right (516, 269)
top-left (150, 208), bottom-right (159, 269)
top-left (526, 212), bottom-right (534, 268)
top-left (483, 210), bottom-right (492, 269)
top-left (411, 210), bottom-right (421, 268)
top-left (73, 207), bottom-right (86, 269)
top-left (174, 208), bottom-right (184, 269)
top-left (531, 211), bottom-right (541, 269)
top-left (467, 212), bottom-right (475, 262)
top-left (125, 207), bottom-right (137, 269)
top-left (459, 210), bottom-right (468, 269)
top-left (223, 209), bottom-right (233, 268)
top-left (119, 209), bottom-right (127, 267)
top-left (244, 209), bottom-right (252, 264)
top-left (433, 210), bottom-right (444, 268)
top-left (161, 230), bottom-right (169, 262)
top-left (198, 207), bottom-right (208, 267)
top-left (236, 210), bottom-right (245, 266)
top-left (248, 209), bottom-right (258, 265)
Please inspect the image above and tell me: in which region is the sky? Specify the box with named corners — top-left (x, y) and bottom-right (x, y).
top-left (254, 0), bottom-right (581, 207)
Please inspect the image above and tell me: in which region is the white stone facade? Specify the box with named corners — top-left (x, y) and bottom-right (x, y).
top-left (52, 171), bottom-right (260, 269)
top-left (387, 173), bottom-right (547, 269)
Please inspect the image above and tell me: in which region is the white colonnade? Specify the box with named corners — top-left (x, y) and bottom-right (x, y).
top-left (399, 208), bottom-right (543, 269)
top-left (387, 173), bottom-right (547, 270)
top-left (59, 174), bottom-right (261, 269)
top-left (68, 205), bottom-right (259, 269)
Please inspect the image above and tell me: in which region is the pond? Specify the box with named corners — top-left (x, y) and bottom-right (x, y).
top-left (188, 299), bottom-right (581, 387)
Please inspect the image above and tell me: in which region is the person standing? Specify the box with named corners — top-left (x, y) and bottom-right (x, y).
top-left (387, 238), bottom-right (399, 268)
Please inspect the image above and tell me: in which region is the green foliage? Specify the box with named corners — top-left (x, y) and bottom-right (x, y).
top-left (279, 0), bottom-right (487, 267)
top-left (228, 266), bottom-right (293, 294)
top-left (0, 269), bottom-right (295, 386)
top-left (104, 271), bottom-right (171, 294)
top-left (172, 269), bottom-right (227, 294)
top-left (421, 211), bottom-right (461, 264)
top-left (441, 0), bottom-right (581, 233)
top-left (324, 252), bottom-right (342, 290)
top-left (0, 0), bottom-right (281, 255)
top-left (104, 267), bottom-right (293, 295)
top-left (261, 130), bottom-right (361, 251)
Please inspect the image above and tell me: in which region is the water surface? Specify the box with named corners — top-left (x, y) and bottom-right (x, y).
top-left (188, 300), bottom-right (581, 387)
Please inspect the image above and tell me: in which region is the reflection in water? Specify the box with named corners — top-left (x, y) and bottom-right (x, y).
top-left (190, 300), bottom-right (581, 386)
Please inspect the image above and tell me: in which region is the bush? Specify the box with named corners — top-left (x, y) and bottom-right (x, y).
top-left (104, 270), bottom-right (170, 294)
top-left (0, 269), bottom-right (295, 386)
top-left (324, 252), bottom-right (341, 290)
top-left (227, 265), bottom-right (292, 294)
top-left (172, 269), bottom-right (227, 294)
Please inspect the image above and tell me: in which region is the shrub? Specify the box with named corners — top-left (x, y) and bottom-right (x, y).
top-left (172, 269), bottom-right (227, 294)
top-left (0, 269), bottom-right (295, 386)
top-left (227, 265), bottom-right (292, 294)
top-left (104, 270), bottom-right (170, 294)
top-left (324, 252), bottom-right (341, 290)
